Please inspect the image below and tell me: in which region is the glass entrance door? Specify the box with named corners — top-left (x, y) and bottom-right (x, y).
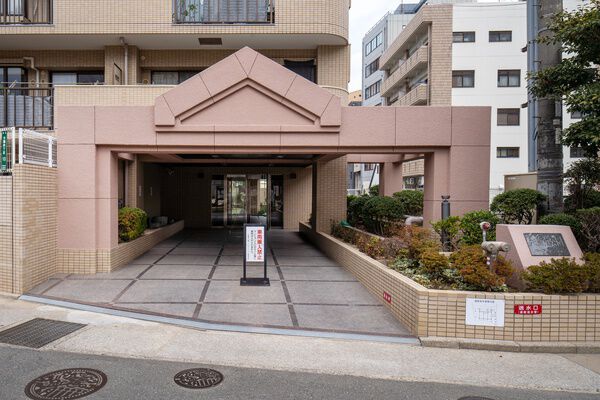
top-left (227, 176), bottom-right (247, 226)
top-left (247, 174), bottom-right (268, 225)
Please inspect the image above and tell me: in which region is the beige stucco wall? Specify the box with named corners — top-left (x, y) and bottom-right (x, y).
top-left (0, 165), bottom-right (58, 294)
top-left (0, 0), bottom-right (350, 40)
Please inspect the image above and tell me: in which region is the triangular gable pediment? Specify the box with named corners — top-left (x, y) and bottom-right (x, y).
top-left (154, 47), bottom-right (341, 133)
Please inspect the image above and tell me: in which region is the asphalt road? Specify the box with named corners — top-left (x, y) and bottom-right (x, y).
top-left (0, 345), bottom-right (598, 400)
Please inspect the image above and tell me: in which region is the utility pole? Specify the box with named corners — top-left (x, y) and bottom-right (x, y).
top-left (531, 0), bottom-right (564, 214)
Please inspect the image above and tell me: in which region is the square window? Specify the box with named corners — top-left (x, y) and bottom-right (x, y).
top-left (497, 108), bottom-right (520, 126)
top-left (498, 70), bottom-right (520, 87)
top-left (452, 70), bottom-right (475, 88)
top-left (570, 147), bottom-right (586, 158)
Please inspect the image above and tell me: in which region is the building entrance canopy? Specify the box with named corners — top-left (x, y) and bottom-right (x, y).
top-left (55, 46), bottom-right (491, 269)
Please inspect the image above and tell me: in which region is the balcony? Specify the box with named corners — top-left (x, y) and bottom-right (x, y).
top-left (0, 0), bottom-right (52, 24)
top-left (381, 46), bottom-right (428, 98)
top-left (173, 0), bottom-right (275, 24)
top-left (395, 83), bottom-right (428, 107)
top-left (1, 84), bottom-right (53, 130)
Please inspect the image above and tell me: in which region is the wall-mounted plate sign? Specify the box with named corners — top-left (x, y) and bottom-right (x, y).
top-left (465, 298), bottom-right (505, 327)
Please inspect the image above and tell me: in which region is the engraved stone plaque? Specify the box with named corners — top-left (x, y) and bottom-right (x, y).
top-left (524, 233), bottom-right (570, 257)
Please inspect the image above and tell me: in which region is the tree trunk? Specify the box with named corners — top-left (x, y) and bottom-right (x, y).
top-left (536, 0), bottom-right (564, 214)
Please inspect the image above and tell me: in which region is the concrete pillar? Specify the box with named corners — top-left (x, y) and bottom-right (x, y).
top-left (312, 156), bottom-right (348, 234)
top-left (379, 162), bottom-right (403, 196)
top-left (104, 45), bottom-right (139, 85)
top-left (423, 150), bottom-right (450, 225)
top-left (95, 148), bottom-right (118, 252)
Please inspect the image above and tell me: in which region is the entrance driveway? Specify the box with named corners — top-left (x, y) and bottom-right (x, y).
top-left (28, 230), bottom-right (411, 337)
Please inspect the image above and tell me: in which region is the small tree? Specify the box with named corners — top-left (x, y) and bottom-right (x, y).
top-left (490, 189), bottom-right (546, 224)
top-left (393, 190), bottom-right (424, 216)
top-left (564, 157), bottom-right (600, 211)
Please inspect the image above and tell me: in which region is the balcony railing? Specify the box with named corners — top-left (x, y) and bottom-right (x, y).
top-left (1, 84), bottom-right (53, 130)
top-left (173, 0), bottom-right (274, 24)
top-left (396, 83), bottom-right (428, 107)
top-left (381, 46), bottom-right (428, 98)
top-left (0, 127), bottom-right (57, 174)
top-left (0, 0), bottom-right (52, 24)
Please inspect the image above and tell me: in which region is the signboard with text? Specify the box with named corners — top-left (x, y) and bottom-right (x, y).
top-left (1, 130), bottom-right (7, 173)
top-left (241, 224), bottom-right (269, 286)
top-left (514, 304), bottom-right (542, 315)
top-left (465, 298), bottom-right (505, 327)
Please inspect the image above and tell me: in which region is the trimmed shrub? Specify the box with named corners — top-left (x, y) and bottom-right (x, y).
top-left (460, 210), bottom-right (500, 245)
top-left (577, 207), bottom-right (600, 252)
top-left (522, 258), bottom-right (590, 294)
top-left (539, 213), bottom-right (582, 235)
top-left (432, 216), bottom-right (462, 251)
top-left (118, 207), bottom-right (148, 242)
top-left (404, 226), bottom-right (440, 260)
top-left (392, 190), bottom-right (424, 216)
top-left (490, 189), bottom-right (546, 224)
top-left (450, 245), bottom-right (512, 291)
top-left (419, 249), bottom-right (451, 280)
top-left (585, 253), bottom-right (600, 293)
top-left (347, 195), bottom-right (370, 226)
top-left (362, 196), bottom-right (406, 235)
top-left (369, 185), bottom-right (380, 197)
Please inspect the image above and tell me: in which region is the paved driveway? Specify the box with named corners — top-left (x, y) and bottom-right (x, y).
top-left (28, 230), bottom-right (411, 337)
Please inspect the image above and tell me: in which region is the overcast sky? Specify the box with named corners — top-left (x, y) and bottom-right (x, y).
top-left (348, 0), bottom-right (399, 92)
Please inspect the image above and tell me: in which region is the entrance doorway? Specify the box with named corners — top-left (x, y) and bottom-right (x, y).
top-left (211, 174), bottom-right (283, 229)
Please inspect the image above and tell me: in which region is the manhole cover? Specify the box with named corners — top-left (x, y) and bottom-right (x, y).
top-left (174, 368), bottom-right (223, 389)
top-left (25, 368), bottom-right (107, 400)
top-left (0, 318), bottom-right (86, 349)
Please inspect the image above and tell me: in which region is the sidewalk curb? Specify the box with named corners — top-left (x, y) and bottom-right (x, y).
top-left (420, 336), bottom-right (600, 354)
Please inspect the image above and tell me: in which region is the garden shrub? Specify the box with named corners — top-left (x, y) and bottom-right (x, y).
top-left (369, 185), bottom-right (380, 197)
top-left (565, 190), bottom-right (600, 212)
top-left (539, 213), bottom-right (582, 235)
top-left (347, 195), bottom-right (370, 226)
top-left (576, 207), bottom-right (600, 252)
top-left (361, 196), bottom-right (406, 235)
top-left (564, 158), bottom-right (600, 212)
top-left (585, 253), bottom-right (600, 293)
top-left (392, 190), bottom-right (424, 216)
top-left (450, 245), bottom-right (513, 291)
top-left (460, 210), bottom-right (500, 245)
top-left (432, 216), bottom-right (462, 251)
top-left (419, 249), bottom-right (451, 280)
top-left (118, 207), bottom-right (148, 242)
top-left (380, 237), bottom-right (405, 260)
top-left (490, 189), bottom-right (546, 224)
top-left (404, 226), bottom-right (440, 260)
top-left (522, 258), bottom-right (590, 294)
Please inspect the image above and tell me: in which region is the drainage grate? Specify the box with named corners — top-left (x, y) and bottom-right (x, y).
top-left (0, 318), bottom-right (86, 349)
top-left (174, 368), bottom-right (224, 389)
top-left (25, 368), bottom-right (107, 400)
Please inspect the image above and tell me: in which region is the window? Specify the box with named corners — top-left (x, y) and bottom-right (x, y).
top-left (365, 32), bottom-right (384, 56)
top-left (497, 108), bottom-right (520, 126)
top-left (365, 58), bottom-right (380, 78)
top-left (497, 147), bottom-right (520, 158)
top-left (498, 70), bottom-right (520, 87)
top-left (364, 80), bottom-right (381, 100)
top-left (489, 31), bottom-right (512, 42)
top-left (0, 67), bottom-right (26, 85)
top-left (52, 71), bottom-right (104, 85)
top-left (570, 147), bottom-right (586, 158)
top-left (453, 31), bottom-right (475, 43)
top-left (151, 71), bottom-right (202, 85)
top-left (571, 111), bottom-right (584, 119)
top-left (284, 60), bottom-right (316, 83)
top-left (364, 163), bottom-right (375, 171)
top-left (452, 70), bottom-right (475, 88)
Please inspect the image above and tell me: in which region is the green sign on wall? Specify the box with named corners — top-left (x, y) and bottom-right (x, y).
top-left (0, 130), bottom-right (7, 173)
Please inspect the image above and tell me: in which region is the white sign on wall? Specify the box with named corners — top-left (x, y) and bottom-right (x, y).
top-left (465, 298), bottom-right (505, 327)
top-left (245, 226), bottom-right (265, 263)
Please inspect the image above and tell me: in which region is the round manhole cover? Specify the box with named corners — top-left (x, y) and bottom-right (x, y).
top-left (174, 368), bottom-right (223, 389)
top-left (25, 368), bottom-right (107, 400)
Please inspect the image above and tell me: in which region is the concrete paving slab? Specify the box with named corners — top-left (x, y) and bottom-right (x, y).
top-left (275, 247), bottom-right (324, 257)
top-left (27, 279), bottom-right (62, 295)
top-left (286, 281), bottom-right (381, 305)
top-left (157, 254), bottom-right (217, 265)
top-left (204, 280), bottom-right (287, 303)
top-left (218, 255), bottom-right (275, 266)
top-left (152, 240), bottom-right (180, 248)
top-left (67, 264), bottom-right (150, 280)
top-left (211, 266), bottom-right (279, 281)
top-left (279, 266), bottom-right (356, 281)
top-left (275, 256), bottom-right (340, 267)
top-left (562, 354), bottom-right (600, 375)
top-left (221, 247), bottom-right (244, 255)
top-left (144, 247), bottom-right (172, 255)
top-left (198, 304), bottom-right (293, 327)
top-left (117, 280), bottom-right (206, 303)
top-left (129, 253), bottom-right (164, 265)
top-left (294, 304), bottom-right (410, 335)
top-left (44, 279), bottom-right (132, 303)
top-left (179, 240), bottom-right (225, 248)
top-left (139, 265), bottom-right (214, 280)
top-left (170, 247), bottom-right (222, 255)
top-left (116, 303), bottom-right (198, 318)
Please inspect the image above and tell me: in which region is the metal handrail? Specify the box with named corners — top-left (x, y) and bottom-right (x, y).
top-left (0, 84), bottom-right (53, 130)
top-left (0, 127), bottom-right (57, 174)
top-left (0, 0), bottom-right (52, 24)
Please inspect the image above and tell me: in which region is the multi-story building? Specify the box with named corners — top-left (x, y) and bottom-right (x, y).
top-left (0, 0), bottom-right (351, 132)
top-left (379, 0), bottom-right (589, 197)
